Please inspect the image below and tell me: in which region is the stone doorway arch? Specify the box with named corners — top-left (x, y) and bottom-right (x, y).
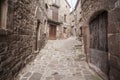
top-left (89, 11), bottom-right (109, 80)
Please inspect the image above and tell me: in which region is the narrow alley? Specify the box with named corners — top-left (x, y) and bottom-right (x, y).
top-left (0, 0), bottom-right (120, 80)
top-left (18, 37), bottom-right (102, 80)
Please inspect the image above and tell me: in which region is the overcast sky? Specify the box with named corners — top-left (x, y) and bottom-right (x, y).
top-left (67, 0), bottom-right (77, 11)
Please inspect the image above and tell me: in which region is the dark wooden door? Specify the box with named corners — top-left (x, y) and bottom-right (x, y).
top-left (49, 25), bottom-right (56, 40)
top-left (90, 11), bottom-right (109, 75)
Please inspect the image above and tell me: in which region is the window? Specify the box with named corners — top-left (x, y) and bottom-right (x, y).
top-left (80, 27), bottom-right (82, 36)
top-left (75, 28), bottom-right (77, 33)
top-left (79, 18), bottom-right (82, 22)
top-left (63, 27), bottom-right (67, 33)
top-left (64, 14), bottom-right (66, 22)
top-left (66, 5), bottom-right (67, 8)
top-left (45, 3), bottom-right (48, 10)
top-left (52, 6), bottom-right (58, 21)
top-left (79, 11), bottom-right (82, 14)
top-left (0, 0), bottom-right (8, 29)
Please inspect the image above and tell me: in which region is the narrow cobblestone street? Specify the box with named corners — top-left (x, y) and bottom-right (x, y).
top-left (18, 37), bottom-right (103, 80)
top-left (0, 0), bottom-right (120, 80)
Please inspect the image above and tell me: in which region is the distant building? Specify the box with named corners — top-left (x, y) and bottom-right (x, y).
top-left (70, 11), bottom-right (76, 36)
top-left (45, 0), bottom-right (71, 40)
top-left (70, 0), bottom-right (82, 37)
top-left (69, 0), bottom-right (82, 37)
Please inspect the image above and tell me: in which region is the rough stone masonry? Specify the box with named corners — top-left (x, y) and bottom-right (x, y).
top-left (0, 0), bottom-right (46, 80)
top-left (81, 0), bottom-right (120, 80)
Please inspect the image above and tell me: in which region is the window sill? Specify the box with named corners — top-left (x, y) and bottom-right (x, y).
top-left (0, 28), bottom-right (12, 36)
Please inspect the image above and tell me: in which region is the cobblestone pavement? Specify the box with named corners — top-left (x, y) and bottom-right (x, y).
top-left (18, 37), bottom-right (103, 80)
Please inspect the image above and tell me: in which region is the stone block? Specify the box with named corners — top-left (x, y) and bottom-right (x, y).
top-left (110, 55), bottom-right (120, 71)
top-left (108, 33), bottom-right (120, 56)
top-left (108, 8), bottom-right (120, 33)
top-left (29, 73), bottom-right (42, 80)
top-left (110, 67), bottom-right (120, 80)
top-left (108, 22), bottom-right (120, 33)
top-left (108, 0), bottom-right (117, 9)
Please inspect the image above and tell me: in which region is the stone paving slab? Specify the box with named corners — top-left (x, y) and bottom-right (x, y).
top-left (29, 73), bottom-right (42, 80)
top-left (18, 37), bottom-right (103, 80)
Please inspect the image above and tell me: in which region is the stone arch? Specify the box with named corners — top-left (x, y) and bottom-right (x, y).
top-left (89, 10), bottom-right (109, 80)
top-left (88, 9), bottom-right (108, 24)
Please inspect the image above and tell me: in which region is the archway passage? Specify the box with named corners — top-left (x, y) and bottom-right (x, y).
top-left (89, 11), bottom-right (109, 76)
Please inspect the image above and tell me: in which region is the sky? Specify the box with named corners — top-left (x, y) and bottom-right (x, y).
top-left (67, 0), bottom-right (77, 11)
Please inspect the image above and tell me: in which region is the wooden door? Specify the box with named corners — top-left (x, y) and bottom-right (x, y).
top-left (90, 11), bottom-right (109, 75)
top-left (49, 25), bottom-right (56, 40)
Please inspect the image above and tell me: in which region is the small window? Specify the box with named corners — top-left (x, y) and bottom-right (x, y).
top-left (75, 28), bottom-right (76, 32)
top-left (63, 27), bottom-right (67, 33)
top-left (66, 5), bottom-right (67, 8)
top-left (64, 14), bottom-right (66, 22)
top-left (71, 26), bottom-right (74, 28)
top-left (80, 27), bottom-right (82, 36)
top-left (44, 20), bottom-right (46, 24)
top-left (45, 3), bottom-right (48, 10)
top-left (0, 0), bottom-right (8, 29)
top-left (80, 12), bottom-right (81, 14)
top-left (79, 18), bottom-right (82, 22)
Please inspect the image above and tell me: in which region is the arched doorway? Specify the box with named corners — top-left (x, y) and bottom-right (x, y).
top-left (89, 11), bottom-right (109, 77)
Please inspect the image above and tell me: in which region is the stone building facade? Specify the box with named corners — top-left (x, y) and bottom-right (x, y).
top-left (80, 0), bottom-right (120, 80)
top-left (69, 11), bottom-right (77, 36)
top-left (0, 0), bottom-right (47, 80)
top-left (45, 0), bottom-right (71, 40)
top-left (59, 0), bottom-right (71, 39)
top-left (45, 0), bottom-right (61, 40)
top-left (73, 0), bottom-right (82, 38)
top-left (69, 0), bottom-right (82, 38)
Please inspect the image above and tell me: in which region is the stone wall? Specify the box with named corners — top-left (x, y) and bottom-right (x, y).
top-left (108, 1), bottom-right (120, 80)
top-left (0, 0), bottom-right (47, 80)
top-left (45, 0), bottom-right (71, 39)
top-left (81, 0), bottom-right (120, 80)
